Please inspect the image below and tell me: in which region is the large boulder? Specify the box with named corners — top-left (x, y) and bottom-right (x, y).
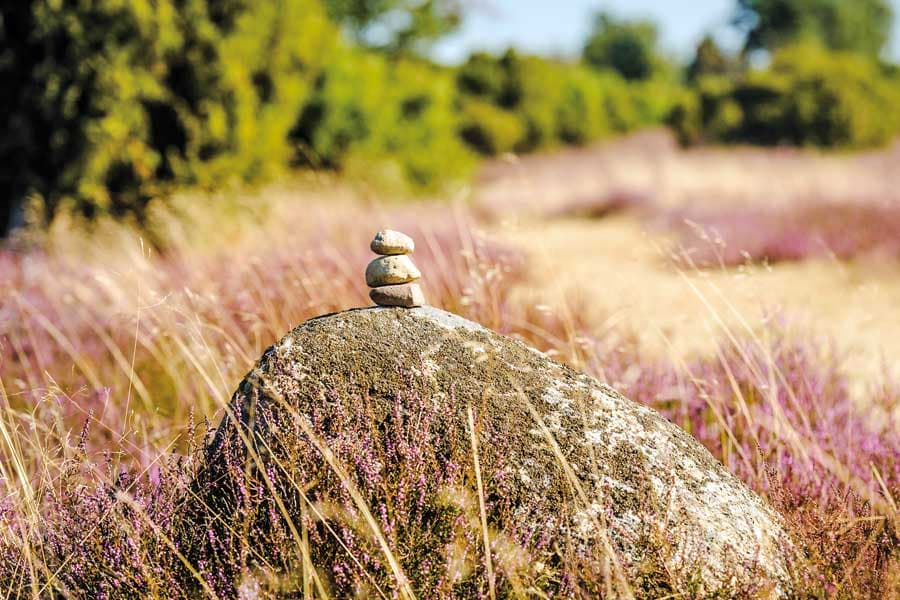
top-left (191, 307), bottom-right (793, 597)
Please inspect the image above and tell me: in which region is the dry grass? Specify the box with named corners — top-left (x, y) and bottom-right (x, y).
top-left (483, 132), bottom-right (900, 397)
top-left (493, 215), bottom-right (900, 397)
top-left (0, 152), bottom-right (899, 597)
top-left (476, 129), bottom-right (900, 217)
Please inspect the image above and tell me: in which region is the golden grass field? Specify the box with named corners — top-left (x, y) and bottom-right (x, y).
top-left (479, 131), bottom-right (900, 399)
top-left (4, 132), bottom-right (900, 597)
top-left (494, 215), bottom-right (900, 396)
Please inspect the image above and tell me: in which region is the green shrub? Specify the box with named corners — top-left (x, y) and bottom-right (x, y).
top-left (497, 56), bottom-right (608, 151)
top-left (506, 55), bottom-right (563, 152)
top-left (668, 76), bottom-right (744, 145)
top-left (672, 43), bottom-right (900, 148)
top-left (1, 0), bottom-right (335, 227)
top-left (363, 59), bottom-right (474, 191)
top-left (322, 0), bottom-right (462, 54)
top-left (735, 0), bottom-right (893, 58)
top-left (456, 52), bottom-right (506, 100)
top-left (292, 49), bottom-right (474, 191)
top-left (555, 70), bottom-right (605, 144)
top-left (2, 4), bottom-right (681, 231)
top-left (455, 49), bottom-right (683, 155)
top-left (582, 12), bottom-right (661, 81)
top-left (291, 49), bottom-right (381, 169)
top-left (627, 77), bottom-right (687, 127)
top-left (457, 100), bottom-right (524, 156)
top-left (760, 43), bottom-right (900, 147)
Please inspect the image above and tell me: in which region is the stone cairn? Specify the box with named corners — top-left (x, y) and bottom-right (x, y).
top-left (366, 229), bottom-right (426, 307)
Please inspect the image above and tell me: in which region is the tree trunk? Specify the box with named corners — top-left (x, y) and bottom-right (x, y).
top-left (0, 197), bottom-right (25, 238)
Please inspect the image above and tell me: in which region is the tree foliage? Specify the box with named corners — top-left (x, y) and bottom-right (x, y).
top-left (322, 0), bottom-right (461, 54)
top-left (1, 1), bottom-right (681, 234)
top-left (292, 48), bottom-right (474, 190)
top-left (734, 0), bottom-right (893, 57)
top-left (674, 2), bottom-right (900, 148)
top-left (456, 49), bottom-right (683, 156)
top-left (687, 36), bottom-right (738, 81)
top-left (671, 43), bottom-right (900, 148)
top-left (6, 0), bottom-right (899, 235)
top-left (0, 0), bottom-right (335, 230)
top-left (582, 12), bottom-right (661, 81)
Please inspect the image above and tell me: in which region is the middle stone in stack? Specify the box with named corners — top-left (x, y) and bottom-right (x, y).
top-left (366, 229), bottom-right (426, 308)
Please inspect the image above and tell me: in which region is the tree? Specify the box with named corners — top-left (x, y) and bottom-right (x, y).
top-left (0, 0), bottom-right (334, 235)
top-left (582, 12), bottom-right (660, 81)
top-left (456, 49), bottom-right (524, 108)
top-left (734, 0), bottom-right (893, 57)
top-left (323, 0), bottom-right (461, 54)
top-left (670, 42), bottom-right (900, 148)
top-left (687, 36), bottom-right (737, 81)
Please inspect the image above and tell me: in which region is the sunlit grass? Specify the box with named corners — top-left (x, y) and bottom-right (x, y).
top-left (0, 185), bottom-right (898, 597)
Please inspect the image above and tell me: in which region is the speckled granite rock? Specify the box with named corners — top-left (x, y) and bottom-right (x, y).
top-left (195, 307), bottom-right (793, 596)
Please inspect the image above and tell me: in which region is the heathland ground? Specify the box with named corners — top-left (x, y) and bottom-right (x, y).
top-left (483, 132), bottom-right (900, 398)
top-left (2, 133), bottom-right (899, 596)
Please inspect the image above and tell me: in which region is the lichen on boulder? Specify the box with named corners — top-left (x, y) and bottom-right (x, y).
top-left (190, 306), bottom-right (794, 597)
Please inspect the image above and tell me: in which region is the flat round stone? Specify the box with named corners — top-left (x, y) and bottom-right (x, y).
top-left (369, 283), bottom-right (426, 308)
top-left (365, 255), bottom-right (421, 287)
top-left (371, 230), bottom-right (415, 255)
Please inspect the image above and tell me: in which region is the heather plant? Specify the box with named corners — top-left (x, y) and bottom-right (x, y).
top-left (0, 193), bottom-right (898, 597)
top-left (666, 200), bottom-right (900, 267)
top-left (184, 377), bottom-right (684, 597)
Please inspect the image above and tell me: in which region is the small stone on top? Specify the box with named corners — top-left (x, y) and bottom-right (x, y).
top-left (370, 283), bottom-right (425, 308)
top-left (367, 229), bottom-right (427, 308)
top-left (371, 229), bottom-right (415, 255)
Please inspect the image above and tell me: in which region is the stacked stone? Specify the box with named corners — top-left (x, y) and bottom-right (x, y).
top-left (366, 230), bottom-right (426, 307)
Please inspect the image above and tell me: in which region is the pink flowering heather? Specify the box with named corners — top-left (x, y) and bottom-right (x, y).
top-left (0, 198), bottom-right (898, 597)
top-left (665, 201), bottom-right (900, 267)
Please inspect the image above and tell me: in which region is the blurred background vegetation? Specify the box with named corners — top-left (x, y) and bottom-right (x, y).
top-left (1, 0), bottom-right (899, 235)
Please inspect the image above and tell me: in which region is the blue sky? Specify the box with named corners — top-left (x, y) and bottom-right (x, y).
top-left (432, 0), bottom-right (900, 63)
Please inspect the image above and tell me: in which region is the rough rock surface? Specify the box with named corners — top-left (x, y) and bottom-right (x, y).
top-left (371, 229), bottom-right (415, 255)
top-left (365, 255), bottom-right (421, 287)
top-left (198, 307), bottom-right (793, 595)
top-left (369, 282), bottom-right (426, 307)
